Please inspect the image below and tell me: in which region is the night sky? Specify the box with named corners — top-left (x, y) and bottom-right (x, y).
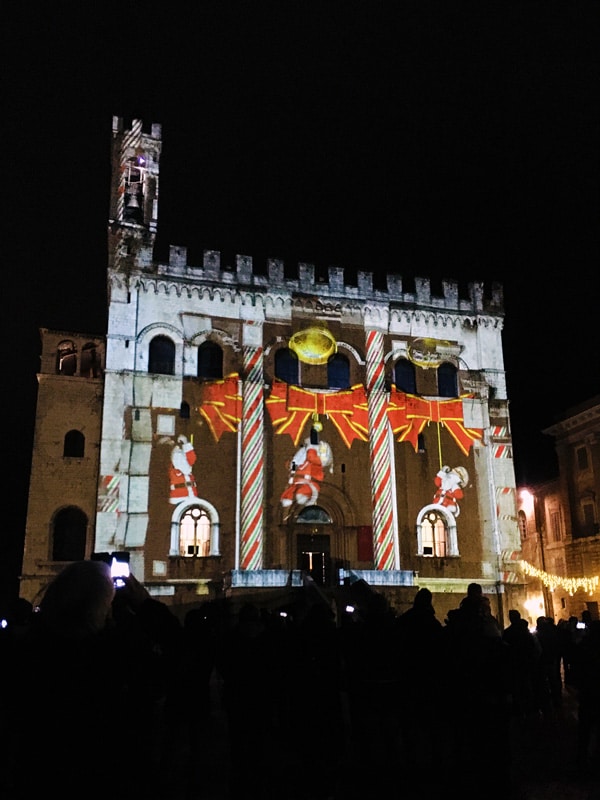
top-left (3, 2), bottom-right (599, 596)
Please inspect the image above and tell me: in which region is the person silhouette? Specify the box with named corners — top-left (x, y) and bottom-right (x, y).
top-left (502, 609), bottom-right (541, 717)
top-left (444, 584), bottom-right (511, 799)
top-left (396, 588), bottom-right (445, 784)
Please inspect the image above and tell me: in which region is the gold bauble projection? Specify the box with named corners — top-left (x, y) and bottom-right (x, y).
top-left (289, 327), bottom-right (337, 365)
top-left (407, 337), bottom-right (454, 369)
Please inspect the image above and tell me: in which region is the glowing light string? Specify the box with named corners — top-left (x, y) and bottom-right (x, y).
top-left (520, 560), bottom-right (599, 595)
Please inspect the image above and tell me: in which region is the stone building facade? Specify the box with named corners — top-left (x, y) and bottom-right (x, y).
top-left (20, 117), bottom-right (524, 623)
top-left (516, 395), bottom-right (600, 623)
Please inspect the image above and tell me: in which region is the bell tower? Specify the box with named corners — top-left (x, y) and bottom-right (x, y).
top-left (108, 116), bottom-right (162, 274)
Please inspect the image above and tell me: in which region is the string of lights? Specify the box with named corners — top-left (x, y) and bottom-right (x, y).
top-left (520, 560), bottom-right (599, 596)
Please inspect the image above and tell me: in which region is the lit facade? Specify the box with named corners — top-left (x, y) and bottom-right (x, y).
top-left (517, 396), bottom-right (600, 623)
top-left (20, 117), bottom-right (525, 622)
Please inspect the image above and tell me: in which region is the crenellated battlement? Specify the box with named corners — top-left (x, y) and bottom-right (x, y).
top-left (156, 246), bottom-right (504, 315)
top-left (109, 118), bottom-right (504, 318)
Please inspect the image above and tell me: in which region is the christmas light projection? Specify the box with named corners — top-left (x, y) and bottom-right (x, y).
top-left (191, 327), bottom-right (485, 574)
top-left (520, 560), bottom-right (599, 596)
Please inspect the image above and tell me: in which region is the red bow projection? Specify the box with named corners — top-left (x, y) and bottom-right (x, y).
top-left (266, 381), bottom-right (369, 447)
top-left (197, 374), bottom-right (242, 442)
top-left (387, 388), bottom-right (483, 456)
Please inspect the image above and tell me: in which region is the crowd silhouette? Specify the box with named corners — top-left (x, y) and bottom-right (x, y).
top-left (1, 567), bottom-right (598, 800)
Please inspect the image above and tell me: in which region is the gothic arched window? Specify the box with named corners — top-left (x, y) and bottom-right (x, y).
top-left (80, 342), bottom-right (100, 378)
top-left (437, 362), bottom-right (458, 398)
top-left (394, 358), bottom-right (417, 394)
top-left (275, 347), bottom-right (299, 385)
top-left (57, 340), bottom-right (77, 376)
top-left (149, 335), bottom-right (175, 375)
top-left (52, 506), bottom-right (87, 561)
top-left (197, 341), bottom-right (223, 381)
top-left (179, 506), bottom-right (212, 557)
top-left (327, 353), bottom-right (350, 389)
top-left (420, 509), bottom-right (448, 557)
top-left (63, 429), bottom-right (85, 458)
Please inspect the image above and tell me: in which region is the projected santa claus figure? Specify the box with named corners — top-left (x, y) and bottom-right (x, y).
top-left (280, 434), bottom-right (333, 511)
top-left (432, 465), bottom-right (469, 516)
top-left (169, 434), bottom-right (198, 504)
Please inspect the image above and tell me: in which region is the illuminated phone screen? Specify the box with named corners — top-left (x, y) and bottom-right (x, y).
top-left (110, 557), bottom-right (130, 587)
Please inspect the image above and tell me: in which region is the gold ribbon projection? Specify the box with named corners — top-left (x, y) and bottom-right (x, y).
top-left (193, 375), bottom-right (484, 454)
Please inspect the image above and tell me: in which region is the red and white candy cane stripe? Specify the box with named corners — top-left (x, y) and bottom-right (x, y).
top-left (240, 345), bottom-right (264, 570)
top-left (365, 329), bottom-right (396, 570)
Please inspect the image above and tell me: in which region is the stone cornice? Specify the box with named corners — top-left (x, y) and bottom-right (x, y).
top-left (109, 269), bottom-right (503, 331)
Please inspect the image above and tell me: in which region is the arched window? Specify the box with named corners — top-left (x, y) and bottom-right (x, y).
top-left (420, 508), bottom-right (448, 557)
top-left (52, 507), bottom-right (87, 561)
top-left (179, 506), bottom-right (212, 557)
top-left (518, 509), bottom-right (528, 539)
top-left (327, 353), bottom-right (350, 389)
top-left (180, 401), bottom-right (190, 419)
top-left (437, 362), bottom-right (458, 398)
top-left (197, 341), bottom-right (223, 381)
top-left (170, 499), bottom-right (220, 557)
top-left (394, 358), bottom-right (417, 394)
top-left (296, 505), bottom-right (333, 524)
top-left (275, 347), bottom-right (299, 385)
top-left (57, 340), bottom-right (77, 376)
top-left (149, 335), bottom-right (175, 375)
top-left (63, 429), bottom-right (85, 458)
top-left (80, 342), bottom-right (100, 378)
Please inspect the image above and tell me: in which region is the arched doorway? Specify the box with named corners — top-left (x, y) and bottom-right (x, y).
top-left (294, 505), bottom-right (333, 586)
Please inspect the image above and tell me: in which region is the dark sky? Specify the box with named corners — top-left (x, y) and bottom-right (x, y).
top-left (4, 2), bottom-right (599, 591)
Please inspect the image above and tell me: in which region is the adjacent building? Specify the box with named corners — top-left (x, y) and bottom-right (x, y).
top-left (517, 395), bottom-right (600, 624)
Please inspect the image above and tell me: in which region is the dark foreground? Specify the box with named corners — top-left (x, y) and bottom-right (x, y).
top-left (170, 675), bottom-right (599, 800)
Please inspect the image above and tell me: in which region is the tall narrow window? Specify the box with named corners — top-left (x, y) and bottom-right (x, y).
top-left (576, 446), bottom-right (589, 471)
top-left (394, 358), bottom-right (417, 394)
top-left (581, 502), bottom-right (596, 536)
top-left (57, 340), bottom-right (77, 376)
top-left (518, 509), bottom-right (528, 539)
top-left (275, 348), bottom-right (299, 385)
top-left (52, 507), bottom-right (87, 561)
top-left (63, 429), bottom-right (85, 458)
top-left (437, 362), bottom-right (458, 398)
top-left (420, 509), bottom-right (448, 556)
top-left (549, 510), bottom-right (563, 542)
top-left (197, 341), bottom-right (223, 381)
top-left (327, 353), bottom-right (350, 389)
top-left (179, 506), bottom-right (211, 557)
top-left (80, 342), bottom-right (100, 378)
top-left (149, 335), bottom-right (175, 375)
